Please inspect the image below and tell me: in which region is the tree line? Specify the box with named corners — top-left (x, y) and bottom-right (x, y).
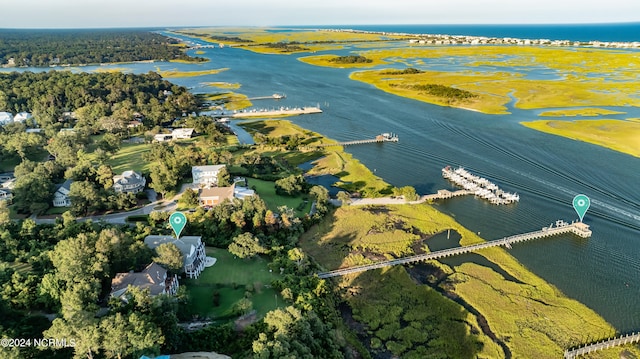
top-left (0, 29), bottom-right (206, 67)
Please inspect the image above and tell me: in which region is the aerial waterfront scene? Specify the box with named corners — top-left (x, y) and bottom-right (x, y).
top-left (0, 1), bottom-right (639, 358)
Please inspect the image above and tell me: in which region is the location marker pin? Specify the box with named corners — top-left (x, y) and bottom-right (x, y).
top-left (572, 194), bottom-right (590, 222)
top-left (169, 212), bottom-right (187, 239)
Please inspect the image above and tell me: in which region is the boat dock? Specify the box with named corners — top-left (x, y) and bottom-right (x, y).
top-left (443, 166), bottom-right (520, 205)
top-left (313, 133), bottom-right (399, 148)
top-left (247, 93), bottom-right (286, 101)
top-left (317, 220), bottom-right (591, 279)
top-left (231, 106), bottom-right (322, 118)
top-left (564, 332), bottom-right (640, 358)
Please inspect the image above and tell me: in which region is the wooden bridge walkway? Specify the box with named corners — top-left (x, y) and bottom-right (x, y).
top-left (564, 332), bottom-right (640, 358)
top-left (317, 220), bottom-right (592, 279)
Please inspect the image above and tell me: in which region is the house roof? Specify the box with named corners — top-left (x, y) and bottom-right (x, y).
top-left (172, 128), bottom-right (194, 137)
top-left (113, 170), bottom-right (145, 186)
top-left (192, 165), bottom-right (225, 173)
top-left (55, 179), bottom-right (73, 193)
top-left (111, 262), bottom-right (168, 297)
top-left (200, 185), bottom-right (235, 201)
top-left (14, 112), bottom-right (32, 122)
top-left (144, 235), bottom-right (202, 266)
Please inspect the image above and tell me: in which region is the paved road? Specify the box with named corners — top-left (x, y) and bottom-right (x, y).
top-left (31, 186), bottom-right (191, 225)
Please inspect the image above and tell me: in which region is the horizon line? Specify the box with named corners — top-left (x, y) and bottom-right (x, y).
top-left (1, 21), bottom-right (640, 31)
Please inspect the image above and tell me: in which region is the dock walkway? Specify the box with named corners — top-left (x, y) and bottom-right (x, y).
top-left (564, 332), bottom-right (640, 358)
top-left (317, 220), bottom-right (591, 279)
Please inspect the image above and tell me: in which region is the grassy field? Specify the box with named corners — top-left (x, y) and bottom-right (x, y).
top-left (300, 204), bottom-right (622, 358)
top-left (175, 27), bottom-right (406, 55)
top-left (183, 247), bottom-right (282, 320)
top-left (299, 44), bottom-right (640, 115)
top-left (105, 141), bottom-right (152, 173)
top-left (205, 92), bottom-right (252, 110)
top-left (538, 108), bottom-right (626, 117)
top-left (249, 178), bottom-right (311, 217)
top-left (299, 54), bottom-right (389, 68)
top-left (203, 82), bottom-right (242, 89)
top-left (155, 67), bottom-right (229, 78)
top-left (521, 119), bottom-right (640, 157)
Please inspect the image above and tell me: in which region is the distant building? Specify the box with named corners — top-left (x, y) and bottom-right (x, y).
top-left (13, 112), bottom-right (32, 123)
top-left (233, 186), bottom-right (255, 200)
top-left (110, 262), bottom-right (179, 300)
top-left (0, 189), bottom-right (12, 202)
top-left (53, 179), bottom-right (73, 207)
top-left (112, 170), bottom-right (146, 193)
top-left (172, 128), bottom-right (195, 139)
top-left (0, 112), bottom-right (13, 125)
top-left (199, 185), bottom-right (235, 207)
top-left (154, 133), bottom-right (173, 142)
top-left (192, 165), bottom-right (225, 186)
top-left (144, 235), bottom-right (206, 279)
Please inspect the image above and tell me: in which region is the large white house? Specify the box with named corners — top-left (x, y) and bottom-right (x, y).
top-left (110, 262), bottom-right (179, 300)
top-left (13, 112), bottom-right (33, 123)
top-left (112, 170), bottom-right (146, 193)
top-left (144, 235), bottom-right (206, 279)
top-left (192, 165), bottom-right (225, 186)
top-left (52, 179), bottom-right (73, 207)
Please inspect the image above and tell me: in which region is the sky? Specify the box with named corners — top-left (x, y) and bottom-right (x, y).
top-left (2, 0), bottom-right (640, 28)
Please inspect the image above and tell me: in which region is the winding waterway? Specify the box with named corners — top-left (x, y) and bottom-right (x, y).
top-left (5, 32), bottom-right (639, 331)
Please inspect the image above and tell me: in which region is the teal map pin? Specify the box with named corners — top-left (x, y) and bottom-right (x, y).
top-left (169, 212), bottom-right (187, 238)
top-left (572, 194), bottom-right (590, 222)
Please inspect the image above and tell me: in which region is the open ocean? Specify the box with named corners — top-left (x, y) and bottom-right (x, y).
top-left (296, 23), bottom-right (640, 42)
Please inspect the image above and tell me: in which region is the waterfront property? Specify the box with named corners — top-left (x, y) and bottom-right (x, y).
top-left (318, 220), bottom-right (592, 278)
top-left (110, 262), bottom-right (179, 300)
top-left (112, 170), bottom-right (146, 193)
top-left (192, 164), bottom-right (225, 186)
top-left (52, 179), bottom-right (73, 207)
top-left (144, 235), bottom-right (206, 279)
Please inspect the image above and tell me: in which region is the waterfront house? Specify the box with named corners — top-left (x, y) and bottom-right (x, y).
top-left (199, 185), bottom-right (235, 207)
top-left (110, 262), bottom-right (179, 300)
top-left (112, 170), bottom-right (146, 193)
top-left (144, 235), bottom-right (206, 279)
top-left (171, 128), bottom-right (195, 139)
top-left (52, 179), bottom-right (73, 207)
top-left (192, 165), bottom-right (225, 186)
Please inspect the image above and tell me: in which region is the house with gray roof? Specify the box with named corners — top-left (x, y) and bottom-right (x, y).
top-left (110, 262), bottom-right (179, 300)
top-left (113, 170), bottom-right (146, 193)
top-left (144, 235), bottom-right (206, 279)
top-left (192, 165), bottom-right (225, 186)
top-left (52, 179), bottom-right (73, 207)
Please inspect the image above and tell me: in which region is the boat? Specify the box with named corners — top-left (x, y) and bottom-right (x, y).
top-left (442, 166), bottom-right (519, 205)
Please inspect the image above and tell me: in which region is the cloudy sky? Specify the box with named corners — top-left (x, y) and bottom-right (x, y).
top-left (3, 0), bottom-right (640, 28)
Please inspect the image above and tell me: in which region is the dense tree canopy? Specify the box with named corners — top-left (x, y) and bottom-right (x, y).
top-left (0, 29), bottom-right (206, 67)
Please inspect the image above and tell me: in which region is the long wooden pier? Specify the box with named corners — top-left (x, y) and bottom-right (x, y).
top-left (313, 133), bottom-right (399, 148)
top-left (564, 332), bottom-right (640, 358)
top-left (317, 220), bottom-right (591, 279)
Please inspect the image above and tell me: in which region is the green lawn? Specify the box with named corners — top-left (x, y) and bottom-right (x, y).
top-left (105, 141), bottom-right (152, 174)
top-left (248, 177), bottom-right (312, 217)
top-left (183, 247), bottom-right (282, 320)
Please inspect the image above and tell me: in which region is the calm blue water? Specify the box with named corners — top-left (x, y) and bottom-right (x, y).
top-left (307, 23), bottom-right (640, 42)
top-left (3, 26), bottom-right (639, 332)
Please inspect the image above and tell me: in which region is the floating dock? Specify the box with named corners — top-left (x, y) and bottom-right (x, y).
top-left (443, 166), bottom-right (519, 205)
